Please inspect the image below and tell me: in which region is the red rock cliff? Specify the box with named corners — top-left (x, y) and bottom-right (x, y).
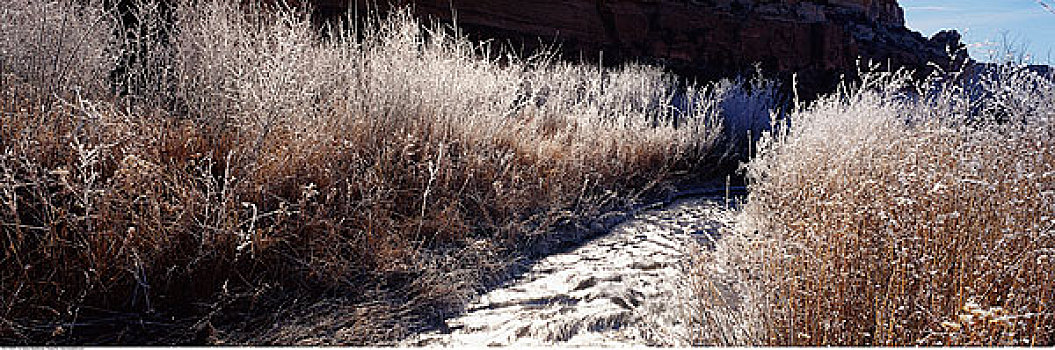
top-left (310, 0), bottom-right (963, 95)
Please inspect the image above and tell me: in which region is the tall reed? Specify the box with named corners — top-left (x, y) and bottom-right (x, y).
top-left (690, 64), bottom-right (1055, 345)
top-left (0, 0), bottom-right (768, 344)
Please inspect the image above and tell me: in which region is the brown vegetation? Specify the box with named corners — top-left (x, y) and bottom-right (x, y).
top-left (690, 66), bottom-right (1055, 345)
top-left (0, 0), bottom-right (760, 344)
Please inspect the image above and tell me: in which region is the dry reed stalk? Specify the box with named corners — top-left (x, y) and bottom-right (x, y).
top-left (1, 0), bottom-right (764, 344)
top-left (690, 66), bottom-right (1055, 346)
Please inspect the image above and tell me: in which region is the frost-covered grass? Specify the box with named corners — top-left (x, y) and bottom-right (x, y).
top-left (0, 0), bottom-right (776, 344)
top-left (690, 65), bottom-right (1055, 345)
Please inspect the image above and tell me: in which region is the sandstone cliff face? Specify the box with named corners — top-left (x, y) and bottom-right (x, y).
top-left (313, 0), bottom-right (963, 95)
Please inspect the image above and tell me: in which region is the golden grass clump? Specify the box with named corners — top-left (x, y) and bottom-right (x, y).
top-left (690, 66), bottom-right (1055, 345)
top-left (0, 0), bottom-right (762, 344)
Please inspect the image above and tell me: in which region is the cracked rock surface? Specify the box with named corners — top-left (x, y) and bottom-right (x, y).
top-left (404, 196), bottom-right (737, 347)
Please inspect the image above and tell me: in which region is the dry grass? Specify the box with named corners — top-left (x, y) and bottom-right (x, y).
top-left (690, 65), bottom-right (1055, 345)
top-left (0, 0), bottom-right (774, 344)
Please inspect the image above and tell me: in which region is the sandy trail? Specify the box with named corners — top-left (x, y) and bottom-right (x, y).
top-left (404, 196), bottom-right (737, 347)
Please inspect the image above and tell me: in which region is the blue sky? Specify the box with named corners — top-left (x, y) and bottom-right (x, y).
top-left (902, 0), bottom-right (1055, 63)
